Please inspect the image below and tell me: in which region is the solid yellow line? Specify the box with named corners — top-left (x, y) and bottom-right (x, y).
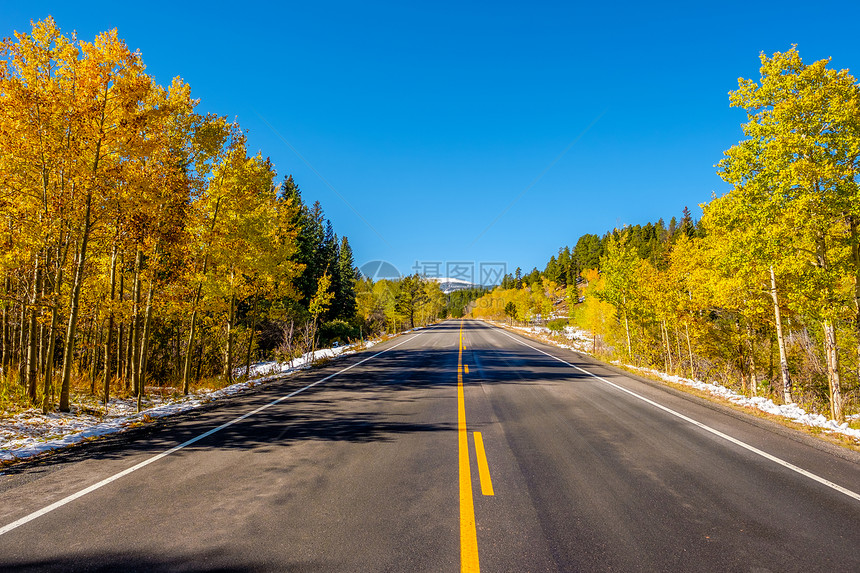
top-left (473, 432), bottom-right (494, 496)
top-left (459, 321), bottom-right (480, 572)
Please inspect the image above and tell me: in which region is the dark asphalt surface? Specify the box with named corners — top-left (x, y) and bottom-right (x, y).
top-left (0, 320), bottom-right (858, 572)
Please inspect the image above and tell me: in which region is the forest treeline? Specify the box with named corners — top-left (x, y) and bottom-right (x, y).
top-left (473, 47), bottom-right (860, 423)
top-left (355, 278), bottom-right (487, 333)
top-left (0, 18), bottom-right (389, 413)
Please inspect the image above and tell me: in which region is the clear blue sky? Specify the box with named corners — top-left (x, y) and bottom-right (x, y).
top-left (4, 1), bottom-right (860, 281)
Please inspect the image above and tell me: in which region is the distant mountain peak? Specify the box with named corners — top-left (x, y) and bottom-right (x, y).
top-left (424, 276), bottom-right (479, 294)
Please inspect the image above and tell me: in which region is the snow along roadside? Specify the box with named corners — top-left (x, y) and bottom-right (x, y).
top-left (0, 339), bottom-right (382, 463)
top-left (485, 320), bottom-right (860, 442)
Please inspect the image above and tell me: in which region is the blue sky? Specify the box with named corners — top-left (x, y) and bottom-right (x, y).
top-left (4, 1), bottom-right (860, 281)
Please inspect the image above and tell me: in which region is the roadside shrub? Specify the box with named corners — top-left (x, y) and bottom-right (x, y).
top-left (318, 320), bottom-right (359, 346)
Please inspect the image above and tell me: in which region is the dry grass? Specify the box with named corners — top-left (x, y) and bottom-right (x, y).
top-left (1, 343), bottom-right (373, 419)
top-left (0, 373), bottom-right (29, 415)
top-left (0, 365), bottom-right (242, 419)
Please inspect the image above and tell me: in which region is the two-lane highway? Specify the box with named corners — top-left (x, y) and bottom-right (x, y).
top-left (1, 320), bottom-right (858, 571)
top-left (461, 321), bottom-right (860, 572)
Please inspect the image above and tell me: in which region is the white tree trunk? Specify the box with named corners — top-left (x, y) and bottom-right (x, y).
top-left (822, 320), bottom-right (844, 422)
top-left (769, 266), bottom-right (792, 403)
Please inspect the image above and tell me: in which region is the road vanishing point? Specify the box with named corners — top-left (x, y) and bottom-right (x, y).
top-left (1, 320), bottom-right (859, 572)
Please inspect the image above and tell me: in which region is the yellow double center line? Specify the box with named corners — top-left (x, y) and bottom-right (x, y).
top-left (459, 321), bottom-right (480, 572)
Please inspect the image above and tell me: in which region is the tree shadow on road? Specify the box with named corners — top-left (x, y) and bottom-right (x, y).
top-left (1, 548), bottom-right (332, 572)
top-left (1, 320), bottom-right (589, 479)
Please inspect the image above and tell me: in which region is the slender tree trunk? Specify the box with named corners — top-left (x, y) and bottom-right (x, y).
top-left (41, 303), bottom-right (59, 414)
top-left (41, 241), bottom-right (66, 414)
top-left (18, 300), bottom-right (27, 386)
top-left (1, 275), bottom-right (9, 374)
top-left (81, 314), bottom-right (92, 392)
top-left (822, 320), bottom-right (844, 422)
top-left (737, 320), bottom-right (749, 394)
top-left (38, 251), bottom-right (48, 375)
top-left (26, 304), bottom-right (38, 401)
top-left (182, 305), bottom-right (199, 394)
top-left (311, 316), bottom-right (318, 364)
top-left (38, 315), bottom-right (45, 379)
top-left (124, 318), bottom-right (133, 384)
top-left (89, 318), bottom-right (100, 395)
top-left (769, 332), bottom-right (775, 382)
top-left (58, 199), bottom-right (93, 412)
top-left (769, 266), bottom-right (792, 404)
top-left (685, 321), bottom-right (694, 379)
top-left (746, 322), bottom-right (758, 397)
top-left (849, 215), bottom-right (860, 384)
top-left (1, 277), bottom-right (6, 375)
top-left (659, 321), bottom-right (666, 368)
top-left (812, 230), bottom-right (843, 421)
top-left (10, 298), bottom-right (16, 377)
top-left (662, 320), bottom-right (673, 373)
top-left (117, 322), bottom-right (124, 388)
top-left (174, 325), bottom-right (181, 379)
top-left (182, 197), bottom-right (222, 394)
top-left (26, 254), bottom-right (41, 402)
top-left (223, 290), bottom-right (236, 384)
top-left (129, 249), bottom-right (142, 396)
top-left (244, 292), bottom-right (258, 380)
top-left (667, 322), bottom-right (674, 373)
top-left (117, 252), bottom-right (125, 389)
top-left (194, 337), bottom-right (203, 382)
top-left (137, 281), bottom-right (154, 412)
top-left (623, 310), bottom-right (632, 360)
top-left (103, 246), bottom-right (117, 406)
top-left (85, 315), bottom-right (97, 377)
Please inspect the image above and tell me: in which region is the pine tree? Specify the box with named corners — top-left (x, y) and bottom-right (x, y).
top-left (292, 199), bottom-right (325, 305)
top-left (679, 206), bottom-right (695, 238)
top-left (335, 236), bottom-right (357, 320)
top-left (321, 220), bottom-right (340, 321)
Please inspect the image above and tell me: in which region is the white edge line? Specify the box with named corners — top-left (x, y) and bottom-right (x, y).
top-left (0, 330), bottom-right (426, 537)
top-left (492, 325), bottom-right (860, 503)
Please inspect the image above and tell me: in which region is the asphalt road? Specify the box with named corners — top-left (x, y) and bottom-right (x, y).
top-left (0, 320), bottom-right (859, 572)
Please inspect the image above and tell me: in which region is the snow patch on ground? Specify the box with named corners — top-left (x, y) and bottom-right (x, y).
top-left (486, 320), bottom-right (860, 442)
top-left (623, 364), bottom-right (860, 440)
top-left (242, 344), bottom-right (353, 381)
top-left (0, 340), bottom-right (379, 464)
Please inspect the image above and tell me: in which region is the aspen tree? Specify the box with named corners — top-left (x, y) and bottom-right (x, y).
top-left (719, 47), bottom-right (860, 419)
top-left (598, 233), bottom-right (639, 360)
top-left (181, 122), bottom-right (238, 394)
top-left (308, 272), bottom-right (334, 361)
